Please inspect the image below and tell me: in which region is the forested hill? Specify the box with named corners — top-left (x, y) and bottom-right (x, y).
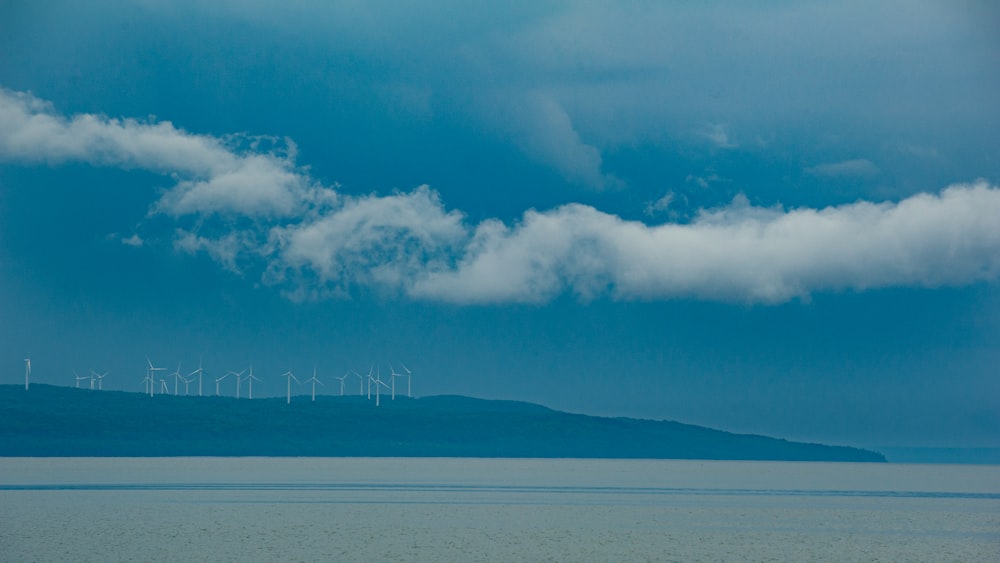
top-left (0, 385), bottom-right (885, 461)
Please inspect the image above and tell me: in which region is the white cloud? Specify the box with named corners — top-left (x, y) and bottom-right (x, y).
top-left (4, 89), bottom-right (999, 305)
top-left (268, 186), bottom-right (467, 294)
top-left (701, 123), bottom-right (738, 149)
top-left (173, 230), bottom-right (250, 274)
top-left (0, 89), bottom-right (310, 218)
top-left (411, 181), bottom-right (1000, 304)
top-left (806, 159), bottom-right (880, 177)
top-left (686, 173), bottom-right (723, 189)
top-left (121, 234), bottom-right (144, 247)
top-left (644, 192), bottom-right (674, 216)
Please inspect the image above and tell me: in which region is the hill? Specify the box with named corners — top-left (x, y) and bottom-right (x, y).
top-left (0, 385), bottom-right (885, 461)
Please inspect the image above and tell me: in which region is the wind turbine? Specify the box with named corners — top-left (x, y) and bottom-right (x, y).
top-left (146, 357), bottom-right (165, 397)
top-left (228, 369), bottom-right (247, 399)
top-left (94, 371), bottom-right (109, 390)
top-left (335, 372), bottom-right (349, 396)
top-left (366, 366), bottom-right (374, 400)
top-left (281, 370), bottom-right (300, 404)
top-left (169, 363), bottom-right (184, 396)
top-left (159, 378), bottom-right (169, 394)
top-left (304, 367), bottom-right (323, 402)
top-left (351, 370), bottom-right (364, 395)
top-left (187, 357), bottom-right (204, 397)
top-left (399, 363), bottom-right (412, 398)
top-left (246, 364), bottom-right (261, 399)
top-left (23, 358), bottom-right (30, 391)
top-left (74, 370), bottom-right (88, 389)
top-left (215, 371), bottom-right (234, 396)
top-left (372, 368), bottom-right (390, 407)
top-left (388, 363), bottom-right (403, 400)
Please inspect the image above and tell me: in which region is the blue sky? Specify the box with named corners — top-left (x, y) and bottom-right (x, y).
top-left (1, 1), bottom-right (998, 450)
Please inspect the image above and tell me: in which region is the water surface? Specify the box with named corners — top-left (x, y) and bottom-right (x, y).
top-left (1, 458), bottom-right (997, 561)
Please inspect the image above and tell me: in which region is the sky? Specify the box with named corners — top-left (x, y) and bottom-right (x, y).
top-left (1, 0), bottom-right (998, 451)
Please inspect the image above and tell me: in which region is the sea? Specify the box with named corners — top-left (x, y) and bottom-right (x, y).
top-left (0, 457), bottom-right (997, 561)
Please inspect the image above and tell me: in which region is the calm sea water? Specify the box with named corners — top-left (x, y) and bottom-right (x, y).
top-left (1, 458), bottom-right (997, 561)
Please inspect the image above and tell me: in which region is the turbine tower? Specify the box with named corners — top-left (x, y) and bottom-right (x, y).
top-left (74, 370), bottom-right (88, 389)
top-left (388, 363), bottom-right (403, 400)
top-left (351, 370), bottom-right (364, 395)
top-left (24, 358), bottom-right (30, 391)
top-left (246, 364), bottom-right (261, 400)
top-left (215, 370), bottom-right (234, 396)
top-left (93, 371), bottom-right (109, 390)
top-left (372, 368), bottom-right (390, 407)
top-left (146, 357), bottom-right (166, 398)
top-left (399, 363), bottom-right (412, 398)
top-left (281, 370), bottom-right (300, 404)
top-left (304, 367), bottom-right (323, 402)
top-left (188, 357), bottom-right (204, 397)
top-left (335, 373), bottom-right (348, 396)
top-left (170, 363), bottom-right (184, 396)
top-left (228, 369), bottom-right (247, 399)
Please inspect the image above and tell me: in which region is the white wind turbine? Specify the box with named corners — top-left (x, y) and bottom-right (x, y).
top-left (229, 369), bottom-right (247, 399)
top-left (187, 358), bottom-right (205, 397)
top-left (304, 367), bottom-right (323, 402)
top-left (146, 357), bottom-right (166, 397)
top-left (74, 370), bottom-right (88, 389)
top-left (169, 363), bottom-right (184, 396)
top-left (89, 370), bottom-right (109, 390)
top-left (246, 364), bottom-right (261, 400)
top-left (399, 363), bottom-right (412, 398)
top-left (351, 370), bottom-right (364, 395)
top-left (372, 367), bottom-right (390, 407)
top-left (281, 370), bottom-right (300, 404)
top-left (24, 358), bottom-right (30, 391)
top-left (215, 370), bottom-right (234, 396)
top-left (159, 378), bottom-right (169, 394)
top-left (388, 363), bottom-right (403, 400)
top-left (335, 372), bottom-right (349, 396)
top-left (366, 366), bottom-right (374, 400)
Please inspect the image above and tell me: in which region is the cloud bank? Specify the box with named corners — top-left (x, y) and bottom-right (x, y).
top-left (3, 88), bottom-right (999, 304)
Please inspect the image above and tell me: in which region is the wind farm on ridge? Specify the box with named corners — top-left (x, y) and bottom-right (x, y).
top-left (6, 356), bottom-right (885, 461)
top-left (21, 355), bottom-right (415, 405)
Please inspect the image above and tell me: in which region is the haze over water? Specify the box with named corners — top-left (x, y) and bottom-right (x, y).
top-left (1, 458), bottom-right (997, 561)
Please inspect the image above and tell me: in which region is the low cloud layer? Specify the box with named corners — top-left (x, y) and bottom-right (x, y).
top-left (3, 88), bottom-right (999, 304)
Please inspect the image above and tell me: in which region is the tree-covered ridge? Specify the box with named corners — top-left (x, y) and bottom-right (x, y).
top-left (0, 385), bottom-right (884, 461)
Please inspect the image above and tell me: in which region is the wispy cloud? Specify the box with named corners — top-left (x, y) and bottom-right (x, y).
top-left (120, 234), bottom-right (144, 247)
top-left (701, 123), bottom-right (738, 149)
top-left (3, 89), bottom-right (999, 304)
top-left (0, 89), bottom-right (310, 217)
top-left (644, 192), bottom-right (674, 217)
top-left (806, 159), bottom-right (880, 178)
top-left (478, 91), bottom-right (620, 190)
